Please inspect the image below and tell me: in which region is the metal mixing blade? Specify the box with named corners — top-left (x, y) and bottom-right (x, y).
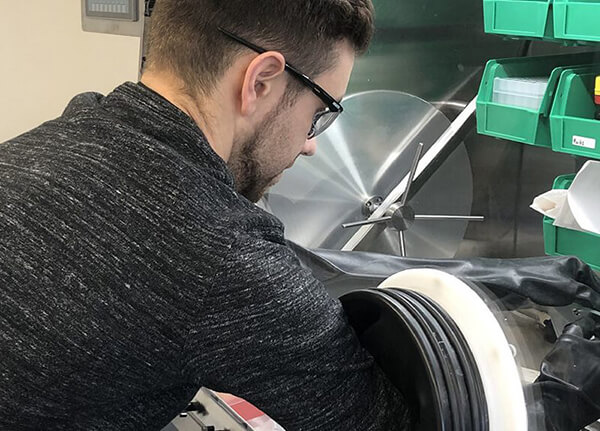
top-left (341, 142), bottom-right (484, 257)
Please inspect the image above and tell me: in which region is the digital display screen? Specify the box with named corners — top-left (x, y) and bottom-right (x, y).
top-left (85, 0), bottom-right (137, 21)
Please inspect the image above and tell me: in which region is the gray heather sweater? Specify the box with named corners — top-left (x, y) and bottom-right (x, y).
top-left (0, 82), bottom-right (410, 430)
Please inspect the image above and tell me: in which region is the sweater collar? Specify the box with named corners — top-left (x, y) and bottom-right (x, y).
top-left (102, 82), bottom-right (235, 188)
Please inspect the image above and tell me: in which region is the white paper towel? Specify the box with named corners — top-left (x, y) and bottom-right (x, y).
top-left (531, 161), bottom-right (600, 235)
top-left (567, 161), bottom-right (600, 234)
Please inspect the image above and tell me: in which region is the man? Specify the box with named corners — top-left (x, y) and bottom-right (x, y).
top-left (0, 1), bottom-right (411, 430)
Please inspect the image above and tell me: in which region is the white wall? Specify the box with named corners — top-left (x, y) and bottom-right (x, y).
top-left (0, 1), bottom-right (141, 142)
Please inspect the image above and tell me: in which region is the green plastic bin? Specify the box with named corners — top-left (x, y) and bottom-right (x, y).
top-left (554, 0), bottom-right (600, 43)
top-left (477, 53), bottom-right (597, 147)
top-left (543, 174), bottom-right (600, 271)
top-left (550, 66), bottom-right (600, 158)
top-left (483, 0), bottom-right (553, 39)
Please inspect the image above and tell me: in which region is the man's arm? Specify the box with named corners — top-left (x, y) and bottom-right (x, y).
top-left (182, 230), bottom-right (411, 431)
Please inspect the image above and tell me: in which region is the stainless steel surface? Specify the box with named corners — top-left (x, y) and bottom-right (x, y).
top-left (340, 139), bottom-right (484, 257)
top-left (415, 215), bottom-right (485, 221)
top-left (342, 145), bottom-right (421, 230)
top-left (398, 230), bottom-right (407, 257)
top-left (261, 90), bottom-right (474, 258)
top-left (400, 142), bottom-right (423, 206)
top-left (343, 97), bottom-right (477, 252)
top-left (362, 196), bottom-right (383, 217)
top-left (342, 213), bottom-right (483, 227)
top-left (342, 216), bottom-right (392, 229)
top-left (456, 137), bottom-right (580, 259)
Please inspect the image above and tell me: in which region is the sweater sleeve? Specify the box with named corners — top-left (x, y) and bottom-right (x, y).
top-left (181, 226), bottom-right (412, 431)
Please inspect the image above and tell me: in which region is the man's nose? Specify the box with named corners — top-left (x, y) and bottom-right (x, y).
top-left (301, 138), bottom-right (317, 157)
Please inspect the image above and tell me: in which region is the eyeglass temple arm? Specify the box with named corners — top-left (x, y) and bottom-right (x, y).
top-left (218, 27), bottom-right (342, 112)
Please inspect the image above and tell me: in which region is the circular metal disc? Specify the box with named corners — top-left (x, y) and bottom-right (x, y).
top-left (260, 90), bottom-right (473, 257)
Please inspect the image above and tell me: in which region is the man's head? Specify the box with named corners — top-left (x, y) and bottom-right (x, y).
top-left (144, 0), bottom-right (375, 202)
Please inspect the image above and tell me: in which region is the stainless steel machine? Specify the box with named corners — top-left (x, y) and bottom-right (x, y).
top-left (260, 90), bottom-right (483, 257)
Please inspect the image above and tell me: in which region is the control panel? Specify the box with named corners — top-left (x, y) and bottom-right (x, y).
top-left (81, 0), bottom-right (145, 37)
top-left (85, 0), bottom-right (138, 21)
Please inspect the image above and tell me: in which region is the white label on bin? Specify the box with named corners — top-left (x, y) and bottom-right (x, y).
top-left (572, 135), bottom-right (596, 150)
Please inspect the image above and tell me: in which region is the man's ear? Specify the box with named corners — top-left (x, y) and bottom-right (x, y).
top-left (240, 51), bottom-right (286, 118)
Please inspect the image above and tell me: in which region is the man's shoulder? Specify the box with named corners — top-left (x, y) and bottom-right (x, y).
top-left (3, 90), bottom-right (123, 152)
top-left (61, 91), bottom-right (106, 119)
top-left (223, 200), bottom-right (287, 243)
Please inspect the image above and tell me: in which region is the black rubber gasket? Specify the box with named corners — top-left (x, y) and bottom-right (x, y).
top-left (403, 289), bottom-right (489, 431)
top-left (381, 288), bottom-right (472, 431)
top-left (341, 287), bottom-right (491, 431)
top-left (340, 289), bottom-right (452, 430)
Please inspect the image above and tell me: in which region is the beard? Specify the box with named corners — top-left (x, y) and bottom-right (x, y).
top-left (227, 108), bottom-right (284, 203)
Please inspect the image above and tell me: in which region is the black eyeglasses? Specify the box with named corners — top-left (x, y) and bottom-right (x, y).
top-left (218, 27), bottom-right (344, 139)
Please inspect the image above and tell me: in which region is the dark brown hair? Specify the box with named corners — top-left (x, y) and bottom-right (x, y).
top-left (146, 0), bottom-right (375, 96)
